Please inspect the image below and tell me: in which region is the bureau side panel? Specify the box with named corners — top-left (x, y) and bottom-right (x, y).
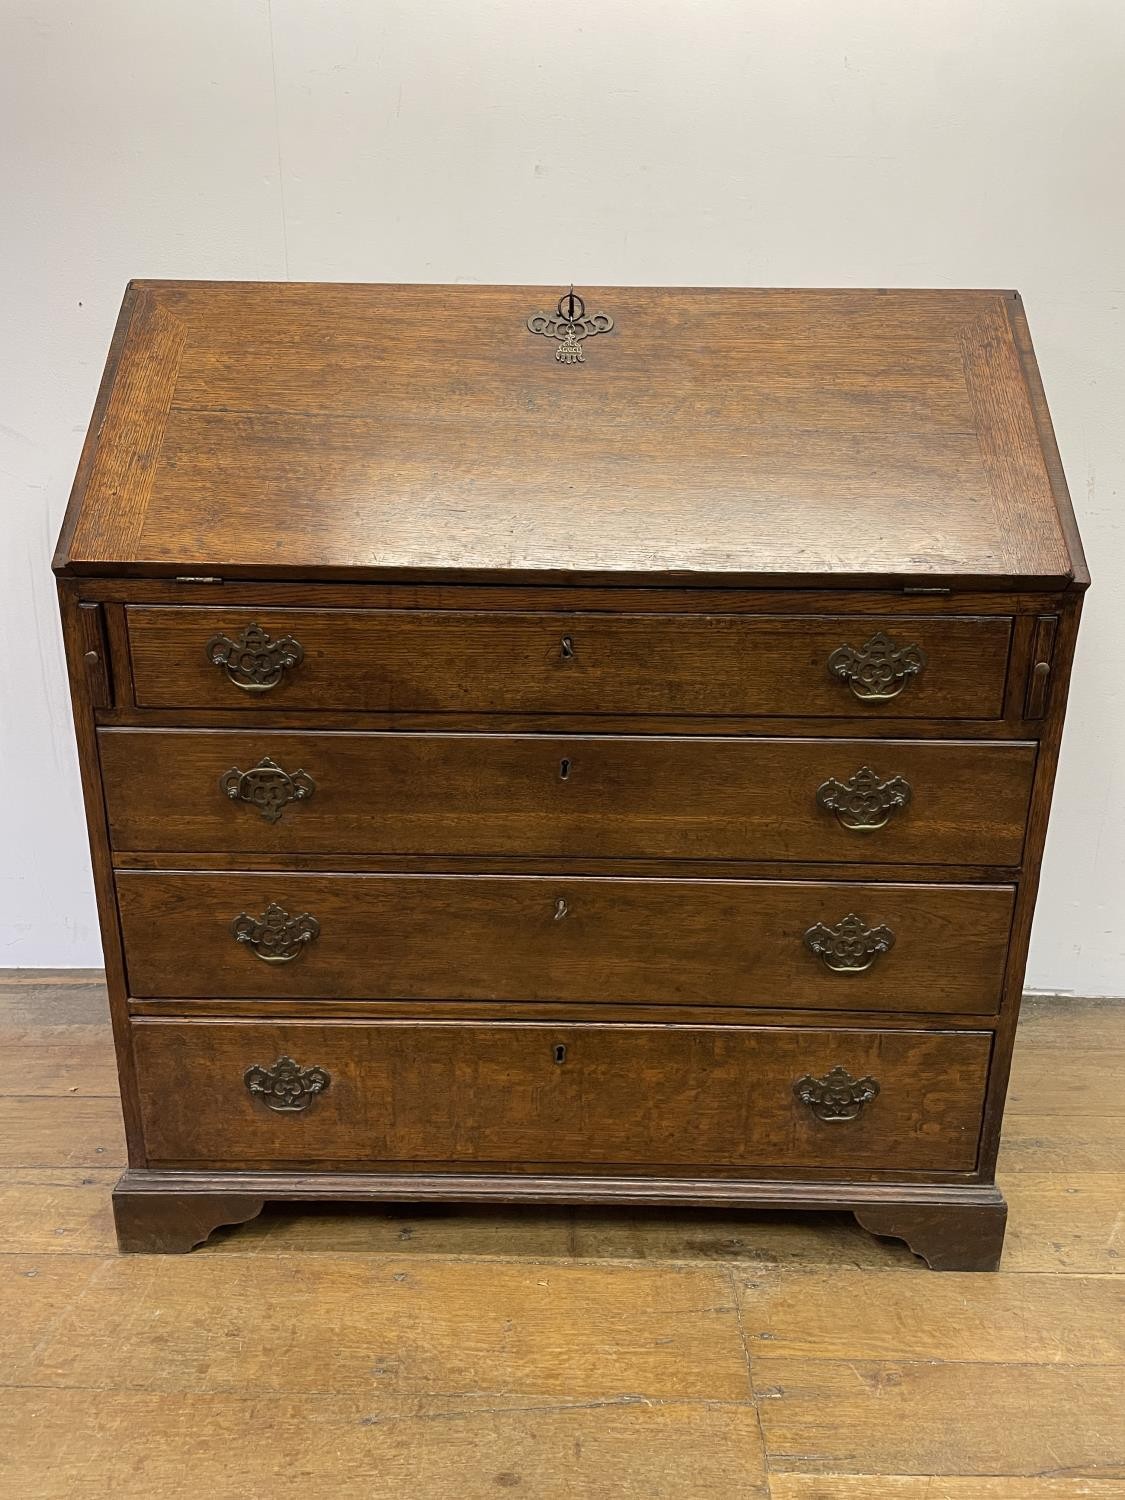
top-left (56, 578), bottom-right (145, 1163)
top-left (976, 590), bottom-right (1084, 1176)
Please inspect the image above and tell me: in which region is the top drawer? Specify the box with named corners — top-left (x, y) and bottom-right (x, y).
top-left (125, 608), bottom-right (1013, 719)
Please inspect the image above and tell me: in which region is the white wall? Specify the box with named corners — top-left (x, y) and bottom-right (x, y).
top-left (1, 0), bottom-right (1122, 992)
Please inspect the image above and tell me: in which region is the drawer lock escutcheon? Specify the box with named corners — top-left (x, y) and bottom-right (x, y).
top-left (206, 622), bottom-right (304, 692)
top-left (527, 288), bottom-right (614, 365)
top-left (804, 913), bottom-right (895, 973)
top-left (220, 756), bottom-right (316, 823)
top-left (245, 1056), bottom-right (331, 1113)
top-left (827, 631), bottom-right (927, 703)
top-left (231, 902), bottom-right (320, 963)
top-left (794, 1066), bottom-right (880, 1122)
top-left (816, 765), bottom-right (912, 831)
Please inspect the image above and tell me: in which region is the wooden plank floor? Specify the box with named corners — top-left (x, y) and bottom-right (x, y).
top-left (0, 973), bottom-right (1122, 1498)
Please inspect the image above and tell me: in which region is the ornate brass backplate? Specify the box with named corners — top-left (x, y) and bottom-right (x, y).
top-left (244, 1056), bottom-right (331, 1113)
top-left (527, 289), bottom-right (613, 364)
top-left (804, 912), bottom-right (895, 973)
top-left (206, 623), bottom-right (304, 692)
top-left (794, 1066), bottom-right (880, 1122)
top-left (827, 631), bottom-right (927, 702)
top-left (219, 756), bottom-right (315, 823)
top-left (231, 902), bottom-right (320, 963)
top-left (817, 765), bottom-right (912, 831)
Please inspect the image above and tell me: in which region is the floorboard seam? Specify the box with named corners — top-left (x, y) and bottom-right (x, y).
top-left (0, 1382), bottom-right (758, 1413)
top-left (726, 1262), bottom-right (773, 1485)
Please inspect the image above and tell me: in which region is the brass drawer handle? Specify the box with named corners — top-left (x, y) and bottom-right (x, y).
top-left (245, 1056), bottom-right (330, 1112)
top-left (817, 765), bottom-right (912, 831)
top-left (206, 622), bottom-right (304, 692)
top-left (804, 913), bottom-right (895, 973)
top-left (828, 631), bottom-right (926, 702)
top-left (220, 756), bottom-right (315, 823)
top-left (794, 1066), bottom-right (880, 1122)
top-left (231, 902), bottom-right (320, 963)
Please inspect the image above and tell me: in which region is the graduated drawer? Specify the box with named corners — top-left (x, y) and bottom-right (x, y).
top-left (116, 872), bottom-right (1015, 1014)
top-left (125, 607), bottom-right (1013, 718)
top-left (131, 1018), bottom-right (992, 1172)
top-left (99, 730), bottom-right (1036, 867)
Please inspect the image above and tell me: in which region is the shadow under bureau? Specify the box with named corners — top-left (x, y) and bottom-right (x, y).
top-left (53, 282), bottom-right (1087, 1268)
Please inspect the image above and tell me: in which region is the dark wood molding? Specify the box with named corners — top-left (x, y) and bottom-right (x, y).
top-left (77, 576), bottom-right (1071, 613)
top-left (114, 1167), bottom-right (1006, 1269)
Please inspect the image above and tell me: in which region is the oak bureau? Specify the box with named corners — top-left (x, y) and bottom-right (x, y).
top-left (54, 283), bottom-right (1087, 1268)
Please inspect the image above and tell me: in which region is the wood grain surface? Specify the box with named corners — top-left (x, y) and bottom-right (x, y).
top-left (63, 292), bottom-right (186, 567)
top-left (53, 283), bottom-right (1082, 588)
top-left (128, 1017), bottom-right (991, 1171)
top-left (0, 974), bottom-right (1121, 1498)
top-left (99, 728), bottom-right (1037, 866)
top-left (125, 605), bottom-right (1014, 718)
top-left (753, 1358), bottom-right (1125, 1478)
top-left (114, 870), bottom-right (1015, 1011)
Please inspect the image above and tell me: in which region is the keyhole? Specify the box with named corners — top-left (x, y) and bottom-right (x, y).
top-left (559, 758), bottom-right (571, 781)
top-left (554, 897), bottom-right (569, 920)
top-left (560, 635), bottom-right (575, 661)
top-left (553, 1044), bottom-right (567, 1065)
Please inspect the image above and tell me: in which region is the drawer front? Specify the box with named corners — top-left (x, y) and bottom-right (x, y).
top-left (126, 607), bottom-right (1012, 718)
top-left (116, 872), bottom-right (1014, 1014)
top-left (131, 1019), bottom-right (991, 1172)
top-left (100, 730), bottom-right (1035, 867)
